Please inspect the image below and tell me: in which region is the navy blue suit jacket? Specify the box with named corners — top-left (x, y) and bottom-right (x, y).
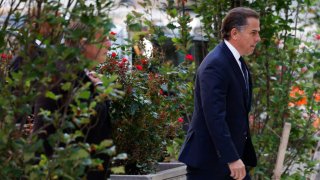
top-left (179, 41), bottom-right (257, 175)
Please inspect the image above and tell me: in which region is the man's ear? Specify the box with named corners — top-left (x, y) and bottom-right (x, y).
top-left (230, 28), bottom-right (238, 40)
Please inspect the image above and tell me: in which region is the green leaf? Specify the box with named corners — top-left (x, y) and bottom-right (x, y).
top-left (99, 139), bottom-right (113, 148)
top-left (111, 166), bottom-right (125, 174)
top-left (79, 90), bottom-right (90, 99)
top-left (25, 80), bottom-right (31, 88)
top-left (167, 9), bottom-right (178, 17)
top-left (172, 37), bottom-right (180, 43)
top-left (69, 149), bottom-right (89, 160)
top-left (167, 23), bottom-right (177, 30)
top-left (23, 151), bottom-right (34, 162)
top-left (61, 82), bottom-right (72, 91)
top-left (45, 91), bottom-right (61, 100)
top-left (128, 23), bottom-right (142, 32)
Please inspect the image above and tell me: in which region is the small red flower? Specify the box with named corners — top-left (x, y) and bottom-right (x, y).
top-left (121, 58), bottom-right (128, 63)
top-left (135, 65), bottom-right (143, 71)
top-left (1, 53), bottom-right (7, 59)
top-left (159, 89), bottom-right (164, 95)
top-left (111, 52), bottom-right (117, 58)
top-left (110, 31), bottom-right (117, 35)
top-left (141, 59), bottom-right (148, 65)
top-left (315, 34), bottom-right (320, 40)
top-left (301, 67), bottom-right (308, 73)
top-left (185, 54), bottom-right (193, 61)
top-left (148, 73), bottom-right (153, 80)
top-left (118, 62), bottom-right (125, 68)
top-left (111, 59), bottom-right (118, 65)
top-left (178, 117), bottom-right (184, 123)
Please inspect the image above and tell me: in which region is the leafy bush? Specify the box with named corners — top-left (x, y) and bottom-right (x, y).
top-left (98, 46), bottom-right (194, 174)
top-left (0, 1), bottom-right (120, 178)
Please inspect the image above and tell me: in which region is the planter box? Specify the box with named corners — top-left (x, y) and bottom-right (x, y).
top-left (110, 162), bottom-right (187, 180)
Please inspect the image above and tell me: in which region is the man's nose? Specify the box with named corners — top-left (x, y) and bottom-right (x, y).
top-left (256, 34), bottom-right (261, 42)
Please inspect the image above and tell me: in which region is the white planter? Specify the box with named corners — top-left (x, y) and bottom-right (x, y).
top-left (110, 162), bottom-right (187, 180)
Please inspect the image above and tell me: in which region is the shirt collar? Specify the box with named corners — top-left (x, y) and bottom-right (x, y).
top-left (224, 39), bottom-right (241, 61)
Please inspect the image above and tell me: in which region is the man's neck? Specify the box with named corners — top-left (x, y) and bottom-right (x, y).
top-left (224, 40), bottom-right (241, 61)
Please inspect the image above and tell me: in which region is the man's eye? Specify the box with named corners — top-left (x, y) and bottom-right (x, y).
top-left (251, 32), bottom-right (258, 36)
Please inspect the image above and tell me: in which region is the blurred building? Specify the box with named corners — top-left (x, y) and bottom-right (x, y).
top-left (109, 0), bottom-right (207, 66)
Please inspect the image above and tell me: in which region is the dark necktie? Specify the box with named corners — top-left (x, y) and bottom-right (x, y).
top-left (239, 57), bottom-right (249, 97)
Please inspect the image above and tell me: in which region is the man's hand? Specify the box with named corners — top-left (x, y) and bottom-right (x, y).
top-left (85, 70), bottom-right (102, 86)
top-left (228, 159), bottom-right (246, 180)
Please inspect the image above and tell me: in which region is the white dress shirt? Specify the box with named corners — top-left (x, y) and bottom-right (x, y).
top-left (224, 40), bottom-right (247, 80)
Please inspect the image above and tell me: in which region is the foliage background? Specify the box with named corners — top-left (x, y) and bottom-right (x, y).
top-left (0, 0), bottom-right (319, 179)
top-left (0, 0), bottom-right (121, 179)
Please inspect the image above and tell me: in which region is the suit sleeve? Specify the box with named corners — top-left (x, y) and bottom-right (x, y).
top-left (199, 61), bottom-right (240, 164)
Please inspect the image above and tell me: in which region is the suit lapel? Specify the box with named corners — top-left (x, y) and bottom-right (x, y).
top-left (248, 69), bottom-right (252, 111)
top-left (219, 42), bottom-right (250, 112)
top-left (241, 58), bottom-right (252, 111)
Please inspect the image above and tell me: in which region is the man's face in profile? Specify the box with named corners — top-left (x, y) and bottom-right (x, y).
top-left (236, 17), bottom-right (261, 56)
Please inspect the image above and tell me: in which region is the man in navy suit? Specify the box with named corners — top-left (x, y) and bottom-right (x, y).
top-left (178, 7), bottom-right (261, 180)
